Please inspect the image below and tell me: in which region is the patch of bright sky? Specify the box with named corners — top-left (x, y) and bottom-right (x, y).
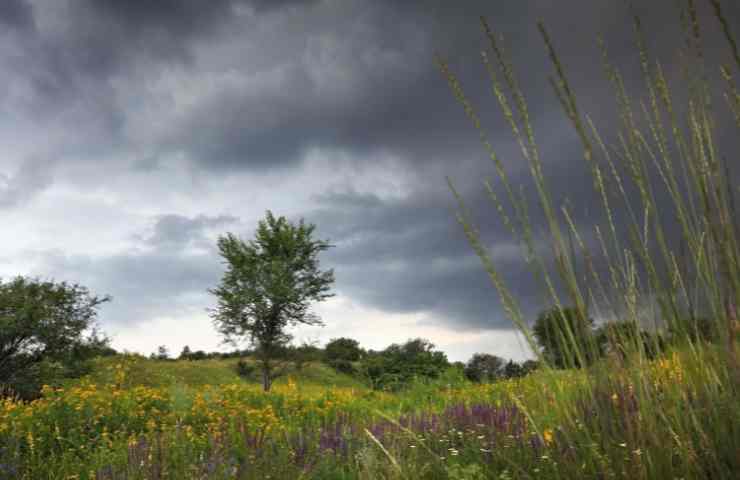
top-left (107, 293), bottom-right (531, 363)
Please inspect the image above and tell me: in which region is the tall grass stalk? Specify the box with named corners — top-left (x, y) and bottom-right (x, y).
top-left (438, 0), bottom-right (739, 477)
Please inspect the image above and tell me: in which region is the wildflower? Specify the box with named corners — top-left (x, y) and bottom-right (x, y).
top-left (542, 429), bottom-right (553, 445)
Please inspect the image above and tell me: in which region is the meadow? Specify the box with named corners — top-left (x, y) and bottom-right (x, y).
top-left (3, 1), bottom-right (740, 478)
top-left (0, 345), bottom-right (737, 479)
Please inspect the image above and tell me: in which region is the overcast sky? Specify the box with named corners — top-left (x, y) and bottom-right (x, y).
top-left (1, 0), bottom-right (738, 362)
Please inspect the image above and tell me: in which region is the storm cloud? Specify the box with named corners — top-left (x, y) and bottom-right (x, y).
top-left (0, 0), bottom-right (737, 359)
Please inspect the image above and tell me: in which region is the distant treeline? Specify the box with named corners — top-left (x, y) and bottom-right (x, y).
top-left (141, 304), bottom-right (714, 392)
top-left (1, 275), bottom-right (718, 400)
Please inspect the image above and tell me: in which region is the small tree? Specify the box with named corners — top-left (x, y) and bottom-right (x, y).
top-left (464, 353), bottom-right (505, 383)
top-left (0, 276), bottom-right (110, 399)
top-left (152, 345), bottom-right (170, 361)
top-left (190, 350), bottom-right (208, 361)
top-left (209, 211), bottom-right (334, 391)
top-left (179, 345), bottom-right (192, 360)
top-left (521, 359), bottom-right (541, 375)
top-left (597, 321), bottom-right (665, 361)
top-left (361, 338), bottom-right (449, 391)
top-left (325, 337), bottom-right (363, 362)
top-left (532, 306), bottom-right (597, 369)
top-left (502, 359), bottom-right (524, 379)
top-left (289, 340), bottom-right (323, 371)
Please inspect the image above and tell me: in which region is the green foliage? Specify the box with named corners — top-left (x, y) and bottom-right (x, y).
top-left (532, 306), bottom-right (599, 369)
top-left (189, 350), bottom-right (210, 360)
top-left (325, 337), bottom-right (363, 362)
top-left (463, 353), bottom-right (505, 382)
top-left (596, 321), bottom-right (666, 361)
top-left (179, 345), bottom-right (192, 360)
top-left (327, 358), bottom-right (356, 375)
top-left (668, 316), bottom-right (719, 344)
top-left (502, 359), bottom-right (524, 379)
top-left (235, 358), bottom-right (258, 380)
top-left (446, 463), bottom-right (487, 480)
top-left (520, 359), bottom-right (540, 375)
top-left (78, 354), bottom-right (365, 390)
top-left (285, 341), bottom-right (324, 371)
top-left (464, 355), bottom-right (537, 382)
top-left (209, 210), bottom-right (335, 391)
top-left (360, 338), bottom-right (450, 391)
top-left (0, 276), bottom-right (111, 399)
top-left (83, 354), bottom-right (246, 388)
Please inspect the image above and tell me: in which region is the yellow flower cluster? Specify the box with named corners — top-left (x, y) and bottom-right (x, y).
top-left (0, 375), bottom-right (396, 462)
top-left (654, 352), bottom-right (684, 383)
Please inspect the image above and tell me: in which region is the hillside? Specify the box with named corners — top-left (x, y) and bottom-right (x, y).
top-left (76, 354), bottom-right (367, 391)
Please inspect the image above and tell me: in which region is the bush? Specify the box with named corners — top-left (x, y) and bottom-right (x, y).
top-left (464, 353), bottom-right (505, 383)
top-left (285, 342), bottom-right (324, 370)
top-left (0, 277), bottom-right (111, 399)
top-left (325, 337), bottom-right (363, 362)
top-left (327, 359), bottom-right (356, 375)
top-left (235, 359), bottom-right (257, 380)
top-left (359, 338), bottom-right (449, 391)
top-left (597, 321), bottom-right (666, 361)
top-left (532, 307), bottom-right (599, 369)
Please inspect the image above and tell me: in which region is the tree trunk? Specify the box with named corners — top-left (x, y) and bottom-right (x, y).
top-left (261, 358), bottom-right (272, 392)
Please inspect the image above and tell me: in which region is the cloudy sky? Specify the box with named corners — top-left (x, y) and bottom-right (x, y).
top-left (1, 0), bottom-right (737, 362)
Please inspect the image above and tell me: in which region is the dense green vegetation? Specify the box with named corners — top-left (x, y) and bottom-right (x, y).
top-left (0, 277), bottom-right (115, 400)
top-left (1, 343), bottom-right (737, 478)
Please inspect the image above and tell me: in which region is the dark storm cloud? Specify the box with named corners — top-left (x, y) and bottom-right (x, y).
top-left (87, 0), bottom-right (319, 23)
top-left (156, 0), bottom-right (508, 172)
top-left (79, 0), bottom-right (315, 63)
top-left (5, 0), bottom-right (739, 338)
top-left (35, 213), bottom-right (238, 326)
top-left (0, 0), bottom-right (33, 31)
top-left (156, 0), bottom-right (727, 176)
top-left (304, 187), bottom-right (563, 331)
top-left (37, 0), bottom-right (321, 83)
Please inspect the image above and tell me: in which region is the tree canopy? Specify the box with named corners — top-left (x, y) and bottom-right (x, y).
top-left (325, 337), bottom-right (363, 362)
top-left (361, 338), bottom-right (449, 391)
top-left (464, 353), bottom-right (505, 382)
top-left (209, 211), bottom-right (334, 390)
top-left (0, 276), bottom-right (110, 398)
top-left (532, 306), bottom-right (598, 369)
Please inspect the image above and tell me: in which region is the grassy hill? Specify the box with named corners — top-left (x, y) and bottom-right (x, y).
top-left (76, 354), bottom-right (367, 391)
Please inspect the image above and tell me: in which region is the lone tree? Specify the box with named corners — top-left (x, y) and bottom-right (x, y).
top-left (209, 211), bottom-right (334, 391)
top-left (464, 353), bottom-right (505, 383)
top-left (532, 306), bottom-right (598, 369)
top-left (0, 276), bottom-right (111, 399)
top-left (179, 345), bottom-right (192, 360)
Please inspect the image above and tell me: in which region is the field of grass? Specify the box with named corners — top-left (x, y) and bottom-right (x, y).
top-left (77, 355), bottom-right (366, 391)
top-left (1, 345), bottom-right (738, 479)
